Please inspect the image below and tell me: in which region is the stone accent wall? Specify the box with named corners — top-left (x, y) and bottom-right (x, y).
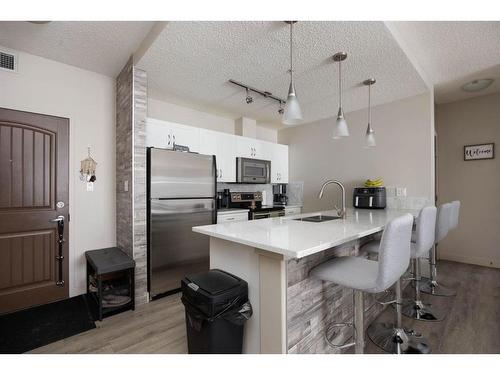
top-left (116, 57), bottom-right (148, 305)
top-left (116, 59), bottom-right (133, 258)
top-left (286, 236), bottom-right (388, 354)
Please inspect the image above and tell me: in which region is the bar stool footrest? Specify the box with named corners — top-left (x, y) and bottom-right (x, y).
top-left (325, 322), bottom-right (356, 350)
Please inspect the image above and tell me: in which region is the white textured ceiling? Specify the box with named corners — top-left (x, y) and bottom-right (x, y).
top-left (137, 21), bottom-right (428, 127)
top-left (386, 21), bottom-right (500, 104)
top-left (0, 21), bottom-right (155, 77)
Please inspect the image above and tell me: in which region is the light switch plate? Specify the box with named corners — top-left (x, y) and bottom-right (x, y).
top-left (396, 187), bottom-right (407, 197)
top-left (124, 180), bottom-right (129, 192)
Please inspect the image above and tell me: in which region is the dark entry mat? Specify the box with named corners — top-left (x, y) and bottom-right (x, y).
top-left (0, 295), bottom-right (96, 353)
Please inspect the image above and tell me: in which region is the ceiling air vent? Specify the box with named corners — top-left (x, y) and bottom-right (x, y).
top-left (0, 50), bottom-right (17, 72)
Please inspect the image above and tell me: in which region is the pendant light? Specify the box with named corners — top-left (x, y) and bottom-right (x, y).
top-left (332, 52), bottom-right (349, 138)
top-left (363, 78), bottom-right (376, 148)
top-left (282, 21), bottom-right (303, 125)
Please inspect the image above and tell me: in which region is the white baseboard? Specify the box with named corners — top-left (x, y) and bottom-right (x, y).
top-left (440, 252), bottom-right (500, 269)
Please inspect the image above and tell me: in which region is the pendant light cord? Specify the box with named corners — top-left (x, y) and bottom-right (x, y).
top-left (368, 84), bottom-right (371, 125)
top-left (289, 22), bottom-right (294, 82)
top-left (338, 60), bottom-right (342, 109)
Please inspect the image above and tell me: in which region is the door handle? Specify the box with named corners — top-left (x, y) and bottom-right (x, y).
top-left (50, 215), bottom-right (65, 287)
top-left (50, 215), bottom-right (65, 223)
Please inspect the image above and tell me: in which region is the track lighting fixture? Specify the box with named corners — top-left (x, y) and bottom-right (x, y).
top-left (332, 52), bottom-right (349, 139)
top-left (245, 88), bottom-right (253, 104)
top-left (229, 80), bottom-right (286, 116)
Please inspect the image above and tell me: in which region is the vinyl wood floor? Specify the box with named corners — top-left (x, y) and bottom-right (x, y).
top-left (30, 260), bottom-right (500, 354)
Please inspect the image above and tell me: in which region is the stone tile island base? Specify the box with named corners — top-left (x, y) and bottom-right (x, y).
top-left (209, 235), bottom-right (391, 354)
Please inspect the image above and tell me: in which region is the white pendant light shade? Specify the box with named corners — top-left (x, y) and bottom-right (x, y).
top-left (365, 124), bottom-right (376, 147)
top-left (333, 108), bottom-right (349, 138)
top-left (283, 81), bottom-right (303, 125)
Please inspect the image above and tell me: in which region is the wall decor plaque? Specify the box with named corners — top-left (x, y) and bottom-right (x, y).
top-left (464, 143), bottom-right (494, 161)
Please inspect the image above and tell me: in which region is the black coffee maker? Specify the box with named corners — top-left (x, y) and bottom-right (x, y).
top-left (273, 184), bottom-right (288, 206)
top-left (217, 189), bottom-right (231, 209)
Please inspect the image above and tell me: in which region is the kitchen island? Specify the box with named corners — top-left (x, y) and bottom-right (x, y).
top-left (192, 208), bottom-right (418, 354)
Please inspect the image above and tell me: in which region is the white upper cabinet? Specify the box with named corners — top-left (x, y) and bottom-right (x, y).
top-left (169, 123), bottom-right (200, 152)
top-left (199, 129), bottom-right (236, 182)
top-left (271, 143), bottom-right (289, 183)
top-left (235, 137), bottom-right (272, 160)
top-left (145, 118), bottom-right (200, 152)
top-left (146, 118), bottom-right (287, 184)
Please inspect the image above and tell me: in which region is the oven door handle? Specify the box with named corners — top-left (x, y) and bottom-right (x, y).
top-left (253, 212), bottom-right (271, 220)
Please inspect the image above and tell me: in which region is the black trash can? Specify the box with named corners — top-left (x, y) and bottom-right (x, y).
top-left (181, 269), bottom-right (252, 354)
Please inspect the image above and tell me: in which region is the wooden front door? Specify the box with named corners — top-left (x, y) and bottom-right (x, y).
top-left (0, 107), bottom-right (69, 314)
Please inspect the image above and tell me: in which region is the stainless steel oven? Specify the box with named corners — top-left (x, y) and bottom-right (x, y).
top-left (236, 157), bottom-right (271, 184)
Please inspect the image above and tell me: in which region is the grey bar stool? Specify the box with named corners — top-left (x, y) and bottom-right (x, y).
top-left (310, 214), bottom-right (413, 354)
top-left (362, 207), bottom-right (434, 353)
top-left (401, 206), bottom-right (444, 321)
top-left (420, 202), bottom-right (457, 297)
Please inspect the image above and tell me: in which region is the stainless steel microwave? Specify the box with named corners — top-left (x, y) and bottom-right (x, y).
top-left (236, 157), bottom-right (271, 184)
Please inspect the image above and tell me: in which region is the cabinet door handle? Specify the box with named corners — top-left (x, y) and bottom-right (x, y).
top-left (220, 169), bottom-right (223, 178)
top-left (173, 134), bottom-right (176, 145)
top-left (167, 134), bottom-right (171, 146)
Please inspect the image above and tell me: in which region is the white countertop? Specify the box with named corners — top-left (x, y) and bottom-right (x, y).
top-left (193, 208), bottom-right (418, 259)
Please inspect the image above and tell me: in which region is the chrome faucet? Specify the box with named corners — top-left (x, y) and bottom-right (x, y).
top-left (318, 180), bottom-right (346, 218)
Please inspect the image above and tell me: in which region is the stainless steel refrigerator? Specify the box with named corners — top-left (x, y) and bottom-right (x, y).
top-left (147, 148), bottom-right (216, 299)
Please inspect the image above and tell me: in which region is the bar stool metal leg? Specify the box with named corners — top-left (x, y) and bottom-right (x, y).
top-left (368, 279), bottom-right (430, 354)
top-left (402, 258), bottom-right (444, 321)
top-left (354, 290), bottom-right (365, 354)
top-left (420, 245), bottom-right (456, 297)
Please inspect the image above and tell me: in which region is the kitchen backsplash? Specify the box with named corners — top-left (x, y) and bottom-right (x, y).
top-left (286, 181), bottom-right (304, 206)
top-left (384, 187), bottom-right (432, 209)
top-left (217, 181), bottom-right (304, 207)
top-left (217, 183), bottom-right (274, 206)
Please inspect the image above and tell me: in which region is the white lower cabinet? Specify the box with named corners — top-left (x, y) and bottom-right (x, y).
top-left (217, 211), bottom-right (249, 223)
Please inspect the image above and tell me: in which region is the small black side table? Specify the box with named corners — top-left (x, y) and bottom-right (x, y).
top-left (85, 247), bottom-right (135, 321)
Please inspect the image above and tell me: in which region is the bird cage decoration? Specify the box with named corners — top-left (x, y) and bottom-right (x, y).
top-left (80, 147), bottom-right (97, 182)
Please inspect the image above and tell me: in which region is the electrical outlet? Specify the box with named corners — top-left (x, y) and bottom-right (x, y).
top-left (396, 187), bottom-right (407, 197)
top-left (86, 182), bottom-right (94, 192)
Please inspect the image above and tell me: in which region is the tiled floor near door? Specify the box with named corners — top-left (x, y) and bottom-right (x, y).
top-left (31, 261), bottom-right (500, 354)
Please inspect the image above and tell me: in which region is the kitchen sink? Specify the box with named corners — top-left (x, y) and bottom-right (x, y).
top-left (294, 215), bottom-right (341, 223)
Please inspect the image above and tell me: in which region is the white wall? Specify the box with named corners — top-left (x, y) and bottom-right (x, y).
top-left (278, 93), bottom-right (434, 213)
top-left (0, 49), bottom-right (116, 297)
top-left (436, 92), bottom-right (500, 268)
top-left (148, 97), bottom-right (278, 142)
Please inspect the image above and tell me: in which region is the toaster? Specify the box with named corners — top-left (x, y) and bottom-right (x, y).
top-left (353, 187), bottom-right (386, 209)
